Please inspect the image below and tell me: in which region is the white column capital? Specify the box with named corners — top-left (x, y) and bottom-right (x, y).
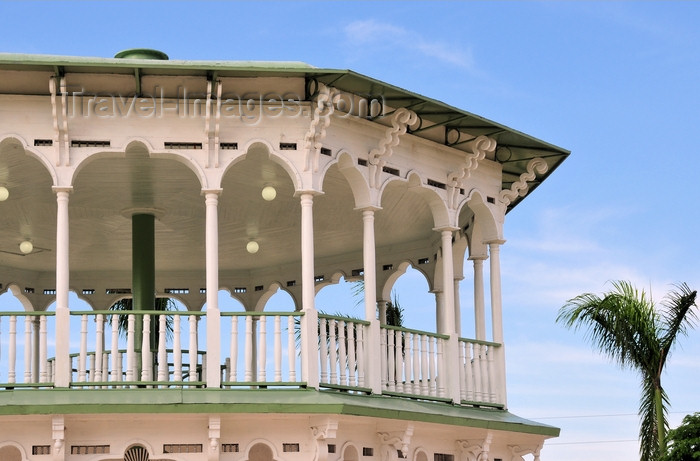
top-left (485, 239), bottom-right (506, 246)
top-left (201, 188), bottom-right (223, 196)
top-left (52, 186), bottom-right (73, 195)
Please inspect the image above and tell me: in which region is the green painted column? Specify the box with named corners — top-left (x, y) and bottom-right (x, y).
top-left (132, 213), bottom-right (155, 357)
top-left (132, 213), bottom-right (155, 311)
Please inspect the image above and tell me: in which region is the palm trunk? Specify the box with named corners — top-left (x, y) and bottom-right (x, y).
top-left (655, 385), bottom-right (665, 454)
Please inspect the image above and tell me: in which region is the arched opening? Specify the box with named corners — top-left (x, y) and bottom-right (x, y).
top-left (341, 444), bottom-right (359, 461)
top-left (124, 444), bottom-right (150, 461)
top-left (315, 275), bottom-right (361, 317)
top-left (0, 444), bottom-right (23, 461)
top-left (246, 441), bottom-right (276, 461)
top-left (383, 264), bottom-right (433, 331)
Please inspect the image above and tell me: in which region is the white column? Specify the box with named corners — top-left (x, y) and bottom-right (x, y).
top-left (204, 190), bottom-right (222, 388)
top-left (439, 228), bottom-right (460, 403)
top-left (299, 192), bottom-right (319, 387)
top-left (454, 277), bottom-right (463, 337)
top-left (362, 208), bottom-right (381, 393)
top-left (440, 230), bottom-right (456, 335)
top-left (471, 256), bottom-right (487, 341)
top-left (488, 240), bottom-right (507, 407)
top-left (53, 187), bottom-right (72, 387)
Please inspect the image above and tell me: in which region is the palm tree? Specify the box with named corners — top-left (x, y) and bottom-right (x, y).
top-left (557, 281), bottom-right (697, 461)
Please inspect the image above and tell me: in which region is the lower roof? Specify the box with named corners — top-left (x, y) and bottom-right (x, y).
top-left (0, 388), bottom-right (559, 437)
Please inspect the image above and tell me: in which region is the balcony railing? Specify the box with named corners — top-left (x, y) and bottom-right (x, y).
top-left (0, 310), bottom-right (503, 407)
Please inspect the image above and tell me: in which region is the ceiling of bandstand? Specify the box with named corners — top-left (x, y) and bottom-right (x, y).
top-left (0, 140), bottom-right (436, 284)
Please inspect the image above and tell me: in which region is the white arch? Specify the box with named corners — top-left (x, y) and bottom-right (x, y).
top-left (68, 140), bottom-right (208, 190)
top-left (379, 170), bottom-right (452, 229)
top-left (244, 439), bottom-right (280, 461)
top-left (223, 139), bottom-right (303, 192)
top-left (314, 270), bottom-right (348, 295)
top-left (0, 442), bottom-right (28, 461)
top-left (323, 150), bottom-right (373, 208)
top-left (0, 134), bottom-right (58, 186)
top-left (340, 442), bottom-right (361, 461)
top-left (381, 260), bottom-right (432, 301)
top-left (6, 284), bottom-right (35, 311)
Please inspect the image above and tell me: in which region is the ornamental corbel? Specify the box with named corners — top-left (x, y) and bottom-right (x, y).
top-left (447, 136), bottom-right (496, 209)
top-left (303, 84), bottom-right (338, 172)
top-left (205, 79), bottom-right (223, 168)
top-left (368, 108), bottom-right (418, 189)
top-left (311, 419), bottom-right (339, 461)
top-left (49, 76), bottom-right (69, 167)
top-left (377, 424), bottom-right (414, 460)
top-left (208, 416), bottom-right (221, 461)
top-left (498, 157), bottom-right (548, 210)
top-left (456, 431), bottom-right (492, 461)
top-left (508, 442), bottom-right (542, 461)
top-left (52, 415), bottom-right (65, 461)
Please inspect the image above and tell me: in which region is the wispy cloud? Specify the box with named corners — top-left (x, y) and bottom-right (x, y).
top-left (343, 19), bottom-right (478, 73)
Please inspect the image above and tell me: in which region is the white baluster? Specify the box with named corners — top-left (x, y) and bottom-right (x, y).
top-left (24, 317), bottom-right (33, 384)
top-left (473, 344), bottom-right (483, 402)
top-left (356, 324), bottom-right (365, 388)
top-left (230, 316), bottom-right (238, 382)
top-left (338, 320), bottom-right (347, 386)
top-left (428, 336), bottom-right (436, 397)
top-left (404, 332), bottom-right (413, 394)
top-left (458, 342), bottom-right (467, 402)
top-left (347, 322), bottom-right (356, 387)
top-left (173, 315), bottom-right (182, 382)
top-left (244, 315), bottom-right (253, 382)
top-left (319, 317), bottom-right (328, 383)
top-left (380, 328), bottom-right (387, 390)
top-left (274, 315), bottom-right (282, 382)
top-left (395, 331), bottom-right (404, 393)
top-left (287, 316), bottom-right (296, 382)
top-left (126, 314), bottom-right (135, 384)
top-left (8, 316), bottom-right (17, 384)
top-left (188, 315), bottom-right (197, 383)
top-left (437, 338), bottom-right (445, 398)
top-left (412, 333), bottom-right (420, 395)
top-left (420, 334), bottom-right (428, 396)
top-left (486, 345), bottom-right (496, 403)
top-left (141, 314), bottom-right (152, 383)
top-left (78, 315), bottom-right (89, 383)
top-left (110, 314), bottom-right (119, 384)
top-left (329, 320), bottom-right (337, 384)
top-left (94, 314), bottom-right (103, 384)
top-left (158, 314), bottom-right (167, 383)
top-left (258, 316), bottom-right (267, 382)
top-left (39, 316), bottom-right (48, 384)
top-left (387, 330), bottom-right (395, 392)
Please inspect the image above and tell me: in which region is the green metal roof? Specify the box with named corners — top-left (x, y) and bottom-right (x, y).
top-left (0, 52), bottom-right (569, 212)
top-left (0, 388), bottom-right (560, 437)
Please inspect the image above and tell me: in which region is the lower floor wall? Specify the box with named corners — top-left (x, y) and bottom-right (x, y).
top-left (0, 413), bottom-right (549, 461)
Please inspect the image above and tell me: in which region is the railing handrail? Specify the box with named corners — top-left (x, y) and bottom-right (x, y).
top-left (0, 311), bottom-right (56, 316)
top-left (458, 337), bottom-right (502, 347)
top-left (220, 311), bottom-right (304, 317)
top-left (318, 313), bottom-right (370, 325)
top-left (69, 310), bottom-right (205, 316)
top-left (381, 324), bottom-right (449, 340)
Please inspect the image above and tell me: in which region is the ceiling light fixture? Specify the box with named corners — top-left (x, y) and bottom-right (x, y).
top-left (261, 185), bottom-right (277, 201)
top-left (0, 186), bottom-right (8, 201)
top-left (19, 240), bottom-right (33, 254)
top-left (246, 241), bottom-right (260, 254)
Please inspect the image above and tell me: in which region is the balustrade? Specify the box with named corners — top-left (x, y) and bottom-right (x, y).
top-left (0, 310), bottom-right (503, 407)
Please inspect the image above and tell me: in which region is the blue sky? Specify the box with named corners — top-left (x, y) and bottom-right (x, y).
top-left (1, 1), bottom-right (699, 459)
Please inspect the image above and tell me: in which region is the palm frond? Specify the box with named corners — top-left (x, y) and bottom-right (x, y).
top-left (659, 284), bottom-right (698, 367)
